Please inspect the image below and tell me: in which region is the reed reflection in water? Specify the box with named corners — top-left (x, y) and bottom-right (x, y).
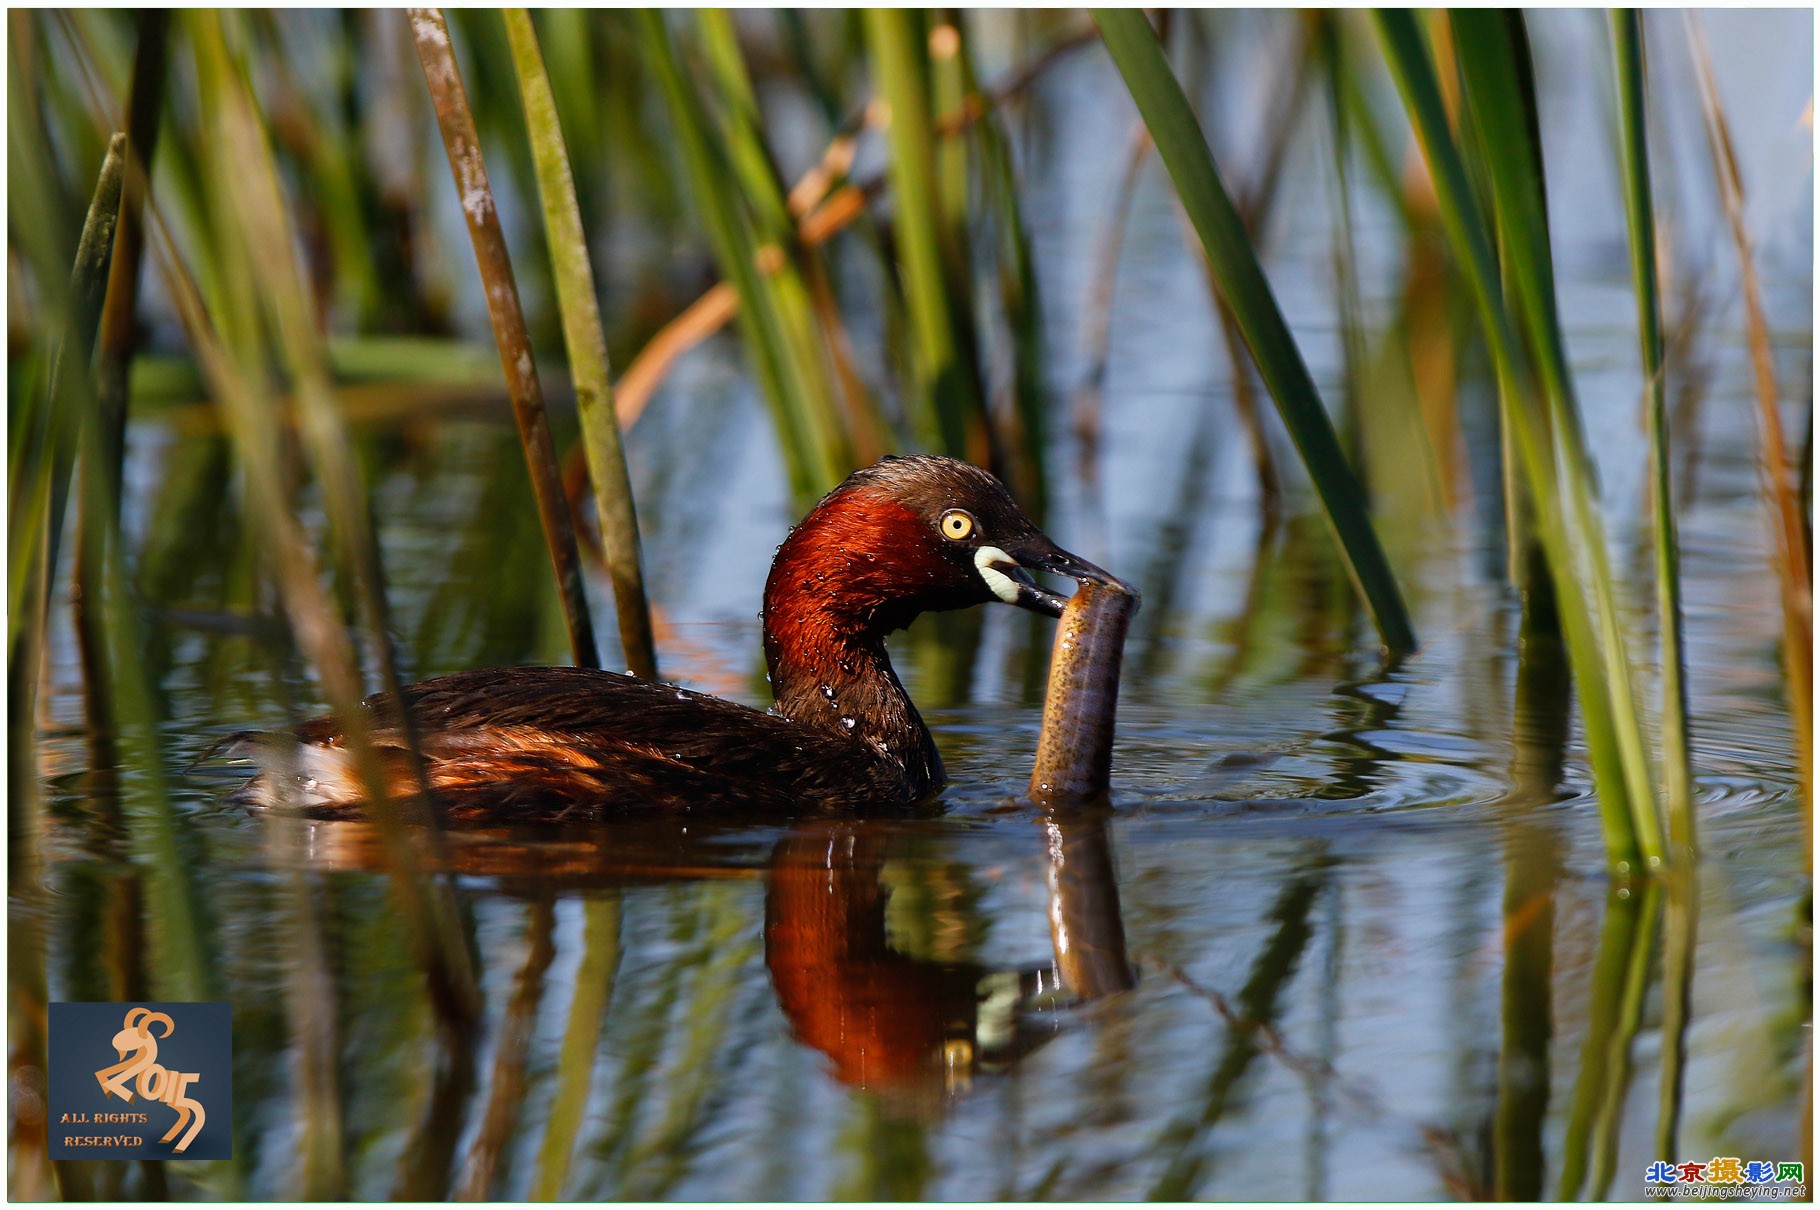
top-left (198, 807), bottom-right (1135, 1198)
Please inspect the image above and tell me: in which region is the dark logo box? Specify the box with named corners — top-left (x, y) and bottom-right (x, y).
top-left (47, 1002), bottom-right (232, 1161)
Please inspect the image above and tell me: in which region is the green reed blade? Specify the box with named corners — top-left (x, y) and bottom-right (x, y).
top-left (1332, 22), bottom-right (1420, 237)
top-left (1449, 12), bottom-right (1663, 861)
top-left (7, 124), bottom-right (122, 654)
top-left (696, 9), bottom-right (858, 477)
top-left (959, 13), bottom-right (1049, 519)
top-left (1611, 10), bottom-right (1694, 860)
top-left (504, 8), bottom-right (659, 681)
top-left (928, 20), bottom-right (972, 286)
top-left (1091, 8), bottom-right (1416, 657)
top-left (1318, 14), bottom-right (1368, 465)
top-left (410, 6), bottom-right (599, 669)
top-left (778, 10), bottom-right (843, 128)
top-left (929, 16), bottom-right (1001, 478)
top-left (696, 10), bottom-right (791, 237)
top-left (864, 8), bottom-right (991, 463)
top-left (1166, 19), bottom-right (1307, 520)
top-left (9, 132), bottom-right (125, 865)
top-left (243, 13), bottom-right (381, 326)
top-left (73, 11), bottom-right (168, 766)
top-left (537, 10), bottom-right (603, 206)
top-left (87, 10), bottom-right (166, 524)
top-left (634, 9), bottom-right (831, 502)
top-left (1372, 11), bottom-right (1648, 873)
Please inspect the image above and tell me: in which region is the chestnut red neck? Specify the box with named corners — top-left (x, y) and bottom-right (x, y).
top-left (761, 488), bottom-right (948, 794)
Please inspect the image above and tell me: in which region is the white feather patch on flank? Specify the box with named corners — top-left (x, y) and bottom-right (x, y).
top-left (974, 545), bottom-right (1022, 604)
top-left (226, 734), bottom-right (363, 810)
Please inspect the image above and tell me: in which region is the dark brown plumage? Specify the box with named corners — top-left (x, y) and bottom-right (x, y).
top-left (229, 455), bottom-right (1119, 819)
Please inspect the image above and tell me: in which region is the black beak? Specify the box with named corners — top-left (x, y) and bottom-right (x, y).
top-left (985, 535), bottom-right (1134, 620)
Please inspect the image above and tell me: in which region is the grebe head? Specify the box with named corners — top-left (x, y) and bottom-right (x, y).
top-left (766, 455), bottom-right (1114, 636)
top-left (761, 455), bottom-right (1117, 763)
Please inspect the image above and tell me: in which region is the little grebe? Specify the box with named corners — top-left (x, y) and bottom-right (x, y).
top-left (233, 455), bottom-right (1122, 817)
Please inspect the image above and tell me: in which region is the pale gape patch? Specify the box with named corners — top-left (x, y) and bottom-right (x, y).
top-left (974, 545), bottom-right (1022, 604)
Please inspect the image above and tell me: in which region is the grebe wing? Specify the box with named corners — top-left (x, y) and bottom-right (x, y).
top-left (222, 666), bottom-right (916, 813)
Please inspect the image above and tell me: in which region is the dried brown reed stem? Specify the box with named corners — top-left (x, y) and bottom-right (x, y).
top-left (410, 6), bottom-right (599, 669)
top-left (1685, 15), bottom-right (1812, 806)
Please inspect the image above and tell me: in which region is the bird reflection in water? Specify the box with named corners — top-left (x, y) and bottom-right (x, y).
top-left (765, 811), bottom-right (1132, 1101)
top-left (275, 806), bottom-right (1135, 1108)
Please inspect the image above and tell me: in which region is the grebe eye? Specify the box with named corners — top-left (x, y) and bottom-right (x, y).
top-left (939, 509), bottom-right (976, 542)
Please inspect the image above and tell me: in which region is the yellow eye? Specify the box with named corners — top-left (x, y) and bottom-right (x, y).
top-left (939, 509), bottom-right (975, 542)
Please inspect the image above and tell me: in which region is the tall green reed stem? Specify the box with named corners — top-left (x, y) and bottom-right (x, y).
top-left (73, 9), bottom-right (168, 764)
top-left (7, 123), bottom-right (120, 671)
top-left (1449, 12), bottom-right (1663, 860)
top-left (1092, 8), bottom-right (1416, 657)
top-left (411, 6), bottom-right (599, 669)
top-left (1611, 11), bottom-right (1694, 860)
top-left (958, 14), bottom-right (1050, 517)
top-left (8, 154), bottom-right (111, 794)
top-left (180, 10), bottom-right (483, 1026)
top-left (1372, 11), bottom-right (1663, 873)
top-left (696, 9), bottom-right (868, 476)
top-left (864, 9), bottom-right (994, 467)
top-left (67, 139), bottom-right (219, 1011)
top-left (635, 9), bottom-right (842, 502)
top-left (503, 8), bottom-right (658, 681)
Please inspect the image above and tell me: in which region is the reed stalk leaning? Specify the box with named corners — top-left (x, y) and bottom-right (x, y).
top-left (1611, 10), bottom-right (1695, 860)
top-left (1093, 8), bottom-right (1417, 658)
top-left (411, 6), bottom-right (600, 669)
top-left (503, 8), bottom-right (659, 680)
top-left (1373, 10), bottom-right (1666, 874)
top-left (1685, 13), bottom-right (1813, 824)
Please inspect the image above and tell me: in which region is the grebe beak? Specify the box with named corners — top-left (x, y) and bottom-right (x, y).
top-left (975, 536), bottom-right (1135, 619)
